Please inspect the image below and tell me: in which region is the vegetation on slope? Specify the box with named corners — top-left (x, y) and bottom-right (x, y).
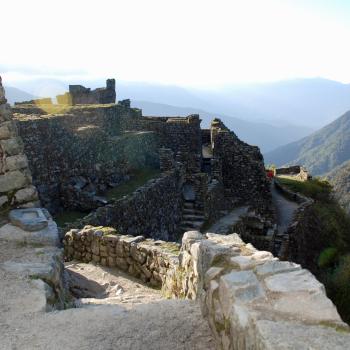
top-left (327, 159), bottom-right (350, 215)
top-left (265, 111), bottom-right (350, 175)
top-left (279, 177), bottom-right (350, 323)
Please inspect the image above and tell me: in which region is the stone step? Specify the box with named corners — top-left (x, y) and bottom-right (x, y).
top-left (181, 220), bottom-right (204, 229)
top-left (183, 209), bottom-right (204, 216)
top-left (180, 225), bottom-right (201, 232)
top-left (182, 214), bottom-right (205, 221)
top-left (184, 202), bottom-right (195, 209)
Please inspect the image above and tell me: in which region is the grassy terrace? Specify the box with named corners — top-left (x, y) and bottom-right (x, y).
top-left (54, 168), bottom-right (161, 227)
top-left (106, 168), bottom-right (161, 201)
top-left (278, 176), bottom-right (350, 323)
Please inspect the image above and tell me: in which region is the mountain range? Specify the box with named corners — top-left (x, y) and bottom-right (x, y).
top-left (264, 111), bottom-right (350, 175)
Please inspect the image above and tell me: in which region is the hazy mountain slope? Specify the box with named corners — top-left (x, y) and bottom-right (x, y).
top-left (208, 78), bottom-right (350, 127)
top-left (4, 86), bottom-right (36, 104)
top-left (327, 160), bottom-right (350, 215)
top-left (264, 111), bottom-right (350, 175)
top-left (133, 100), bottom-right (313, 152)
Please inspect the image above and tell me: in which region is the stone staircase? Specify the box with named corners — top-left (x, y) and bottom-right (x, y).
top-left (180, 200), bottom-right (205, 233)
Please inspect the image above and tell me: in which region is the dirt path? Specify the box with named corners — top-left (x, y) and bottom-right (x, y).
top-left (271, 181), bottom-right (299, 235)
top-left (205, 206), bottom-right (249, 234)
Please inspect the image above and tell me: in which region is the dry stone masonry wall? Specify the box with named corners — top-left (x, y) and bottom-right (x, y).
top-left (163, 231), bottom-right (350, 350)
top-left (71, 168), bottom-right (184, 241)
top-left (63, 225), bottom-right (350, 349)
top-left (64, 225), bottom-right (180, 287)
top-left (0, 76), bottom-right (39, 213)
top-left (14, 105), bottom-right (159, 213)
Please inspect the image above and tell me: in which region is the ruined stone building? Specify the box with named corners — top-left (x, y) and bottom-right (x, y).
top-left (1, 77), bottom-right (350, 350)
top-left (11, 79), bottom-right (273, 244)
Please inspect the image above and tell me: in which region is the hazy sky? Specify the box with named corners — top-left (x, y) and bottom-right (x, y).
top-left (2, 0), bottom-right (350, 87)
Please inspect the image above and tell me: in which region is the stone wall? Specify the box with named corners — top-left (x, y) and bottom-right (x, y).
top-left (69, 167), bottom-right (184, 241)
top-left (210, 119), bottom-right (272, 216)
top-left (275, 165), bottom-right (311, 181)
top-left (163, 231), bottom-right (350, 349)
top-left (64, 225), bottom-right (180, 287)
top-left (56, 79), bottom-right (116, 105)
top-left (0, 76), bottom-right (39, 213)
top-left (14, 105), bottom-right (159, 213)
top-left (124, 114), bottom-right (202, 174)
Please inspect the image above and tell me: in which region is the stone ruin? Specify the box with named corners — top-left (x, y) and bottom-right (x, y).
top-left (56, 79), bottom-right (116, 105)
top-left (0, 76), bottom-right (39, 215)
top-left (275, 165), bottom-right (312, 181)
top-left (1, 76), bottom-right (350, 349)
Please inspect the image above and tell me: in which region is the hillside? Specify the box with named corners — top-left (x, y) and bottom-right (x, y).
top-left (327, 160), bottom-right (350, 215)
top-left (264, 111), bottom-right (350, 175)
top-left (4, 86), bottom-right (36, 104)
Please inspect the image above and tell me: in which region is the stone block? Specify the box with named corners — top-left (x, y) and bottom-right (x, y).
top-left (108, 257), bottom-right (116, 267)
top-left (116, 257), bottom-right (128, 271)
top-left (0, 137), bottom-right (23, 156)
top-left (14, 185), bottom-right (38, 204)
top-left (255, 260), bottom-right (301, 277)
top-left (264, 269), bottom-right (325, 294)
top-left (0, 170), bottom-right (27, 192)
top-left (0, 121), bottom-right (14, 139)
top-left (219, 271), bottom-right (265, 317)
top-left (9, 208), bottom-right (48, 232)
top-left (5, 154), bottom-right (28, 171)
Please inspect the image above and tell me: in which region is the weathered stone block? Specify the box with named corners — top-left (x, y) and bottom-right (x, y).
top-left (14, 185), bottom-right (38, 204)
top-left (5, 154), bottom-right (28, 171)
top-left (0, 170), bottom-right (27, 192)
top-left (1, 137), bottom-right (23, 156)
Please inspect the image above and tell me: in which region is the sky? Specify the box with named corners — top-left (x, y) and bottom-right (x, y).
top-left (2, 0), bottom-right (350, 87)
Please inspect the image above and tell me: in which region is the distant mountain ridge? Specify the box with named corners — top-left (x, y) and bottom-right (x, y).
top-left (264, 111), bottom-right (350, 175)
top-left (132, 100), bottom-right (312, 152)
top-left (6, 77), bottom-right (350, 129)
top-left (4, 83), bottom-right (313, 152)
top-left (4, 86), bottom-right (36, 104)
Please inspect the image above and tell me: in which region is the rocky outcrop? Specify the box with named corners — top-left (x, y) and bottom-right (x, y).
top-left (0, 76), bottom-right (39, 212)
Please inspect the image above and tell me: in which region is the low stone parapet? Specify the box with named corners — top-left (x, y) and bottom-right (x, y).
top-left (64, 225), bottom-right (180, 287)
top-left (163, 231), bottom-right (350, 349)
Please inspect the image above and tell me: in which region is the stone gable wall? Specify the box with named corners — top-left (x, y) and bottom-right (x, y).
top-left (0, 76), bottom-right (39, 213)
top-left (123, 114), bottom-right (202, 173)
top-left (211, 121), bottom-right (271, 215)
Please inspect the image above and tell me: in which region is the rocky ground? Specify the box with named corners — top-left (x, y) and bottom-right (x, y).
top-left (0, 240), bottom-right (215, 350)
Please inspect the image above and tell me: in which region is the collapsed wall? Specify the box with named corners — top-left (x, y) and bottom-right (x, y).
top-left (14, 104), bottom-right (159, 214)
top-left (0, 76), bottom-right (39, 213)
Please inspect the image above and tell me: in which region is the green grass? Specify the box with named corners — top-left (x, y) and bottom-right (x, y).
top-left (54, 210), bottom-right (88, 227)
top-left (106, 168), bottom-right (161, 201)
top-left (277, 177), bottom-right (332, 201)
top-left (279, 176), bottom-right (350, 323)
